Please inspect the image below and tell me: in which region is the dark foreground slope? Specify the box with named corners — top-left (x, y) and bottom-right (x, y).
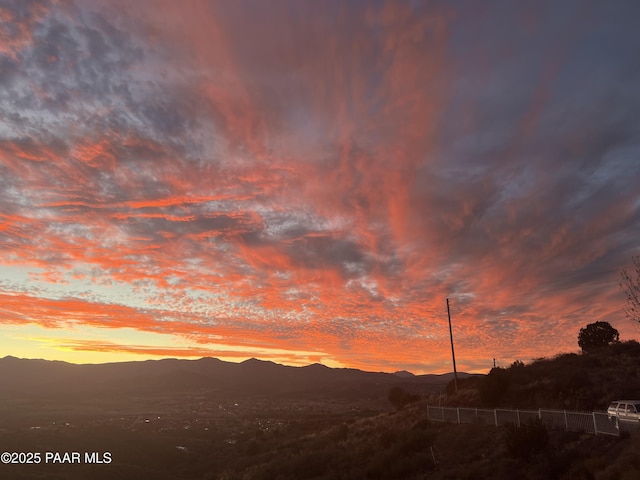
top-left (221, 401), bottom-right (640, 480)
top-left (207, 341), bottom-right (640, 480)
top-left (2, 399), bottom-right (638, 480)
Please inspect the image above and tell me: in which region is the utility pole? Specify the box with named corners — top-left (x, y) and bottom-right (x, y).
top-left (446, 298), bottom-right (458, 394)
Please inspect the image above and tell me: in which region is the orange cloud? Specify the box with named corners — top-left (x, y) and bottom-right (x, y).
top-left (1, 0), bottom-right (638, 375)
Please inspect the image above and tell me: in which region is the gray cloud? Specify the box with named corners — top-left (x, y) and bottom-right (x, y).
top-left (1, 0), bottom-right (639, 371)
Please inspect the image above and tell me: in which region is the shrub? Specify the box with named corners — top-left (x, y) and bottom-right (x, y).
top-left (510, 360), bottom-right (525, 369)
top-left (505, 418), bottom-right (549, 460)
top-left (480, 367), bottom-right (510, 406)
top-left (387, 386), bottom-right (420, 410)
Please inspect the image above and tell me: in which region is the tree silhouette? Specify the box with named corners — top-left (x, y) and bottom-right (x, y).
top-left (387, 386), bottom-right (419, 410)
top-left (578, 321), bottom-right (619, 353)
top-left (620, 255), bottom-right (640, 325)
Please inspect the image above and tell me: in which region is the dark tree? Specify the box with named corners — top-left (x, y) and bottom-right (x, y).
top-left (387, 386), bottom-right (420, 410)
top-left (578, 321), bottom-right (619, 353)
top-left (479, 367), bottom-right (510, 406)
top-left (620, 255), bottom-right (640, 325)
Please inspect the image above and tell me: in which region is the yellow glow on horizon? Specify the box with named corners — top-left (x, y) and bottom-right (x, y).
top-left (0, 323), bottom-right (346, 369)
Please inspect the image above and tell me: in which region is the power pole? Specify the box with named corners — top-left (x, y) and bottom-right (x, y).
top-left (446, 298), bottom-right (458, 393)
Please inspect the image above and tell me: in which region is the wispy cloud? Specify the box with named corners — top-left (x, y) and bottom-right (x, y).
top-left (0, 0), bottom-right (639, 373)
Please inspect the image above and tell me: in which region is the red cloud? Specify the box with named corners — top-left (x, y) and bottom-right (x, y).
top-left (1, 0), bottom-right (637, 374)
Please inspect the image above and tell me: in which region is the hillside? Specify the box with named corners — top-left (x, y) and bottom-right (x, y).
top-left (216, 400), bottom-right (640, 480)
top-left (213, 342), bottom-right (640, 479)
top-left (0, 355), bottom-right (470, 405)
top-left (438, 340), bottom-right (640, 411)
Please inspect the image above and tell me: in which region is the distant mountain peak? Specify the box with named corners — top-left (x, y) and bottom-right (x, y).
top-left (240, 357), bottom-right (277, 366)
top-left (303, 363), bottom-right (331, 370)
top-left (241, 357), bottom-right (260, 363)
top-left (393, 370), bottom-right (415, 378)
top-left (196, 357), bottom-right (224, 363)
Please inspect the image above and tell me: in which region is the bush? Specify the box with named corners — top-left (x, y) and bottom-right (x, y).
top-left (505, 418), bottom-right (549, 460)
top-left (387, 386), bottom-right (420, 410)
top-left (480, 367), bottom-right (510, 406)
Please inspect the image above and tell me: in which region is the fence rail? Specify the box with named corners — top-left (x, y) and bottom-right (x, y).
top-left (425, 406), bottom-right (629, 437)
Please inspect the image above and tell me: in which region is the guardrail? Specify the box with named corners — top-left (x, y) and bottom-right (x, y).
top-left (425, 406), bottom-right (627, 436)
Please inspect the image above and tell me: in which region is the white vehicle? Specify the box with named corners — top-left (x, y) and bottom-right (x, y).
top-left (607, 401), bottom-right (640, 427)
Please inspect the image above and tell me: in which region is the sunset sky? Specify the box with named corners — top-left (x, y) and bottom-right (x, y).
top-left (1, 0), bottom-right (639, 374)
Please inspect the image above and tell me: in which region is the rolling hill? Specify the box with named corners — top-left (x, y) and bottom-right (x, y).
top-left (0, 355), bottom-right (473, 403)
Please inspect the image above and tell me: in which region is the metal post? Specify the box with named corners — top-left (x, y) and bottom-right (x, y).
top-left (446, 298), bottom-right (458, 393)
top-left (592, 412), bottom-right (598, 435)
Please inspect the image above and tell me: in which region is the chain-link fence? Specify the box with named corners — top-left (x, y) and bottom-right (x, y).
top-left (425, 405), bottom-right (626, 436)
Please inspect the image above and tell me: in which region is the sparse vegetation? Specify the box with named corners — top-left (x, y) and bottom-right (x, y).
top-left (505, 418), bottom-right (549, 460)
top-left (388, 386), bottom-right (421, 410)
top-left (442, 340), bottom-right (640, 411)
top-left (219, 405), bottom-right (640, 480)
top-left (218, 338), bottom-right (640, 479)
